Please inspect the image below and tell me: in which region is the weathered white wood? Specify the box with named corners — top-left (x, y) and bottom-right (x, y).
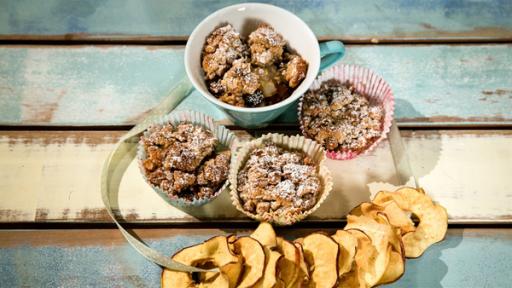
top-left (0, 130), bottom-right (510, 223)
top-left (0, 151), bottom-right (39, 221)
top-left (403, 130), bottom-right (512, 222)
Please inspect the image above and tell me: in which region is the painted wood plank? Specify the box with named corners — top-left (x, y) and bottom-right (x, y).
top-left (1, 44), bottom-right (511, 127)
top-left (404, 130), bottom-right (512, 223)
top-left (1, 0), bottom-right (512, 42)
top-left (0, 130), bottom-right (510, 223)
top-left (0, 228), bottom-right (511, 287)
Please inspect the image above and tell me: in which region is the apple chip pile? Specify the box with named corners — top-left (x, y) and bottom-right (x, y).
top-left (162, 187), bottom-right (447, 287)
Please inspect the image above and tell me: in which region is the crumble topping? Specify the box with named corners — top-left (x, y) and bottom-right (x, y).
top-left (202, 24), bottom-right (249, 80)
top-left (237, 143), bottom-right (322, 220)
top-left (301, 79), bottom-right (384, 152)
top-left (248, 23), bottom-right (286, 66)
top-left (141, 123), bottom-right (230, 201)
top-left (202, 23), bottom-right (308, 108)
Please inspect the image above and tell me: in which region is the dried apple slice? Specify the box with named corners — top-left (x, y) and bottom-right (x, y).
top-left (253, 249), bottom-right (283, 288)
top-left (375, 213), bottom-right (406, 285)
top-left (351, 201), bottom-right (415, 234)
top-left (221, 260), bottom-right (243, 288)
top-left (337, 266), bottom-right (367, 288)
top-left (198, 261), bottom-right (244, 286)
top-left (353, 203), bottom-right (407, 250)
top-left (331, 230), bottom-right (357, 277)
top-left (161, 236), bottom-right (241, 288)
top-left (227, 235), bottom-right (237, 243)
top-left (276, 237), bottom-right (300, 287)
top-left (249, 223), bottom-right (283, 288)
top-left (338, 229), bottom-right (375, 288)
top-left (227, 234), bottom-right (237, 251)
top-left (197, 262), bottom-right (243, 287)
top-left (233, 237), bottom-right (266, 288)
top-left (345, 215), bottom-right (391, 286)
top-left (374, 212), bottom-right (405, 258)
top-left (164, 272), bottom-right (231, 288)
top-left (373, 187), bottom-right (448, 258)
top-left (349, 205), bottom-right (404, 255)
top-left (173, 236), bottom-right (239, 264)
top-left (345, 213), bottom-right (406, 288)
top-left (251, 222), bottom-right (277, 249)
top-left (198, 272), bottom-right (217, 283)
top-left (293, 242), bottom-right (310, 287)
top-left (376, 249), bottom-right (405, 285)
top-left (301, 233), bottom-right (339, 288)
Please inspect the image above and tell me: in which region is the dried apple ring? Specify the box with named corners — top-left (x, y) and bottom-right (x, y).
top-left (373, 187), bottom-right (448, 258)
top-left (161, 236), bottom-right (241, 288)
top-left (300, 233), bottom-right (339, 288)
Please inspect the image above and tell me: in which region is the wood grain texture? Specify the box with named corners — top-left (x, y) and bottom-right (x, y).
top-left (0, 228), bottom-right (511, 287)
top-left (1, 0), bottom-right (511, 42)
top-left (1, 44), bottom-right (511, 126)
top-left (1, 129), bottom-right (511, 223)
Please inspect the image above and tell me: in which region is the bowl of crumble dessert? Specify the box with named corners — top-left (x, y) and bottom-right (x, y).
top-left (137, 111), bottom-right (236, 207)
top-left (185, 3), bottom-right (344, 128)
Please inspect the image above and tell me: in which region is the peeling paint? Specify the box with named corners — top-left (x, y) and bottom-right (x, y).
top-left (482, 89), bottom-right (512, 96)
top-left (1, 0), bottom-right (512, 41)
top-left (0, 229), bottom-right (511, 287)
top-left (2, 130), bottom-right (511, 223)
top-left (1, 45), bottom-right (512, 126)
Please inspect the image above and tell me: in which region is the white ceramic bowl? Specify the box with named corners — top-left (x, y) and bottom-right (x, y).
top-left (185, 3), bottom-right (344, 128)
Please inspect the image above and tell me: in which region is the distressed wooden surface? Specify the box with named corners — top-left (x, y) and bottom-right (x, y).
top-left (0, 228), bottom-right (511, 287)
top-left (1, 1), bottom-right (511, 286)
top-left (1, 44), bottom-right (511, 127)
top-left (1, 129), bottom-right (511, 223)
top-left (1, 0), bottom-right (512, 42)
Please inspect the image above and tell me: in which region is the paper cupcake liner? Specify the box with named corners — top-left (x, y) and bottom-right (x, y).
top-left (229, 133), bottom-right (333, 225)
top-left (137, 110), bottom-right (237, 208)
top-left (298, 63), bottom-right (395, 160)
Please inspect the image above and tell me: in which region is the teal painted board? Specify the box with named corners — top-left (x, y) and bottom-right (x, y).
top-left (0, 45), bottom-right (199, 125)
top-left (346, 44), bottom-right (512, 126)
top-left (1, 0), bottom-right (512, 41)
top-left (387, 230), bottom-right (512, 287)
top-left (0, 235), bottom-right (208, 287)
top-left (0, 47), bottom-right (24, 124)
top-left (0, 44), bottom-right (511, 126)
top-left (0, 229), bottom-right (511, 287)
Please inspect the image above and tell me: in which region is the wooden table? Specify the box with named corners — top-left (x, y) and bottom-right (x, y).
top-left (1, 1), bottom-right (511, 287)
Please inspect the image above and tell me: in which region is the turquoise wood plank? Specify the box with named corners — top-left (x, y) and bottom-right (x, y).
top-left (0, 229), bottom-right (510, 287)
top-left (1, 0), bottom-right (511, 41)
top-left (0, 45), bottom-right (511, 126)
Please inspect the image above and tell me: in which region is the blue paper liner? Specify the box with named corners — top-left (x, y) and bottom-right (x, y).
top-left (137, 110), bottom-right (237, 208)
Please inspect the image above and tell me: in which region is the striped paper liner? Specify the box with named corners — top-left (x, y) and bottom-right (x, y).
top-left (298, 63), bottom-right (395, 160)
top-left (229, 133), bottom-right (333, 225)
top-left (137, 110), bottom-right (237, 207)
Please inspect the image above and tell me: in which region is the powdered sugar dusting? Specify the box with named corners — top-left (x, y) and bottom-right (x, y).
top-left (237, 143), bottom-right (321, 220)
top-left (301, 79), bottom-right (384, 152)
top-left (140, 122), bottom-right (230, 202)
top-left (202, 23), bottom-right (307, 107)
top-left (271, 180), bottom-right (296, 201)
